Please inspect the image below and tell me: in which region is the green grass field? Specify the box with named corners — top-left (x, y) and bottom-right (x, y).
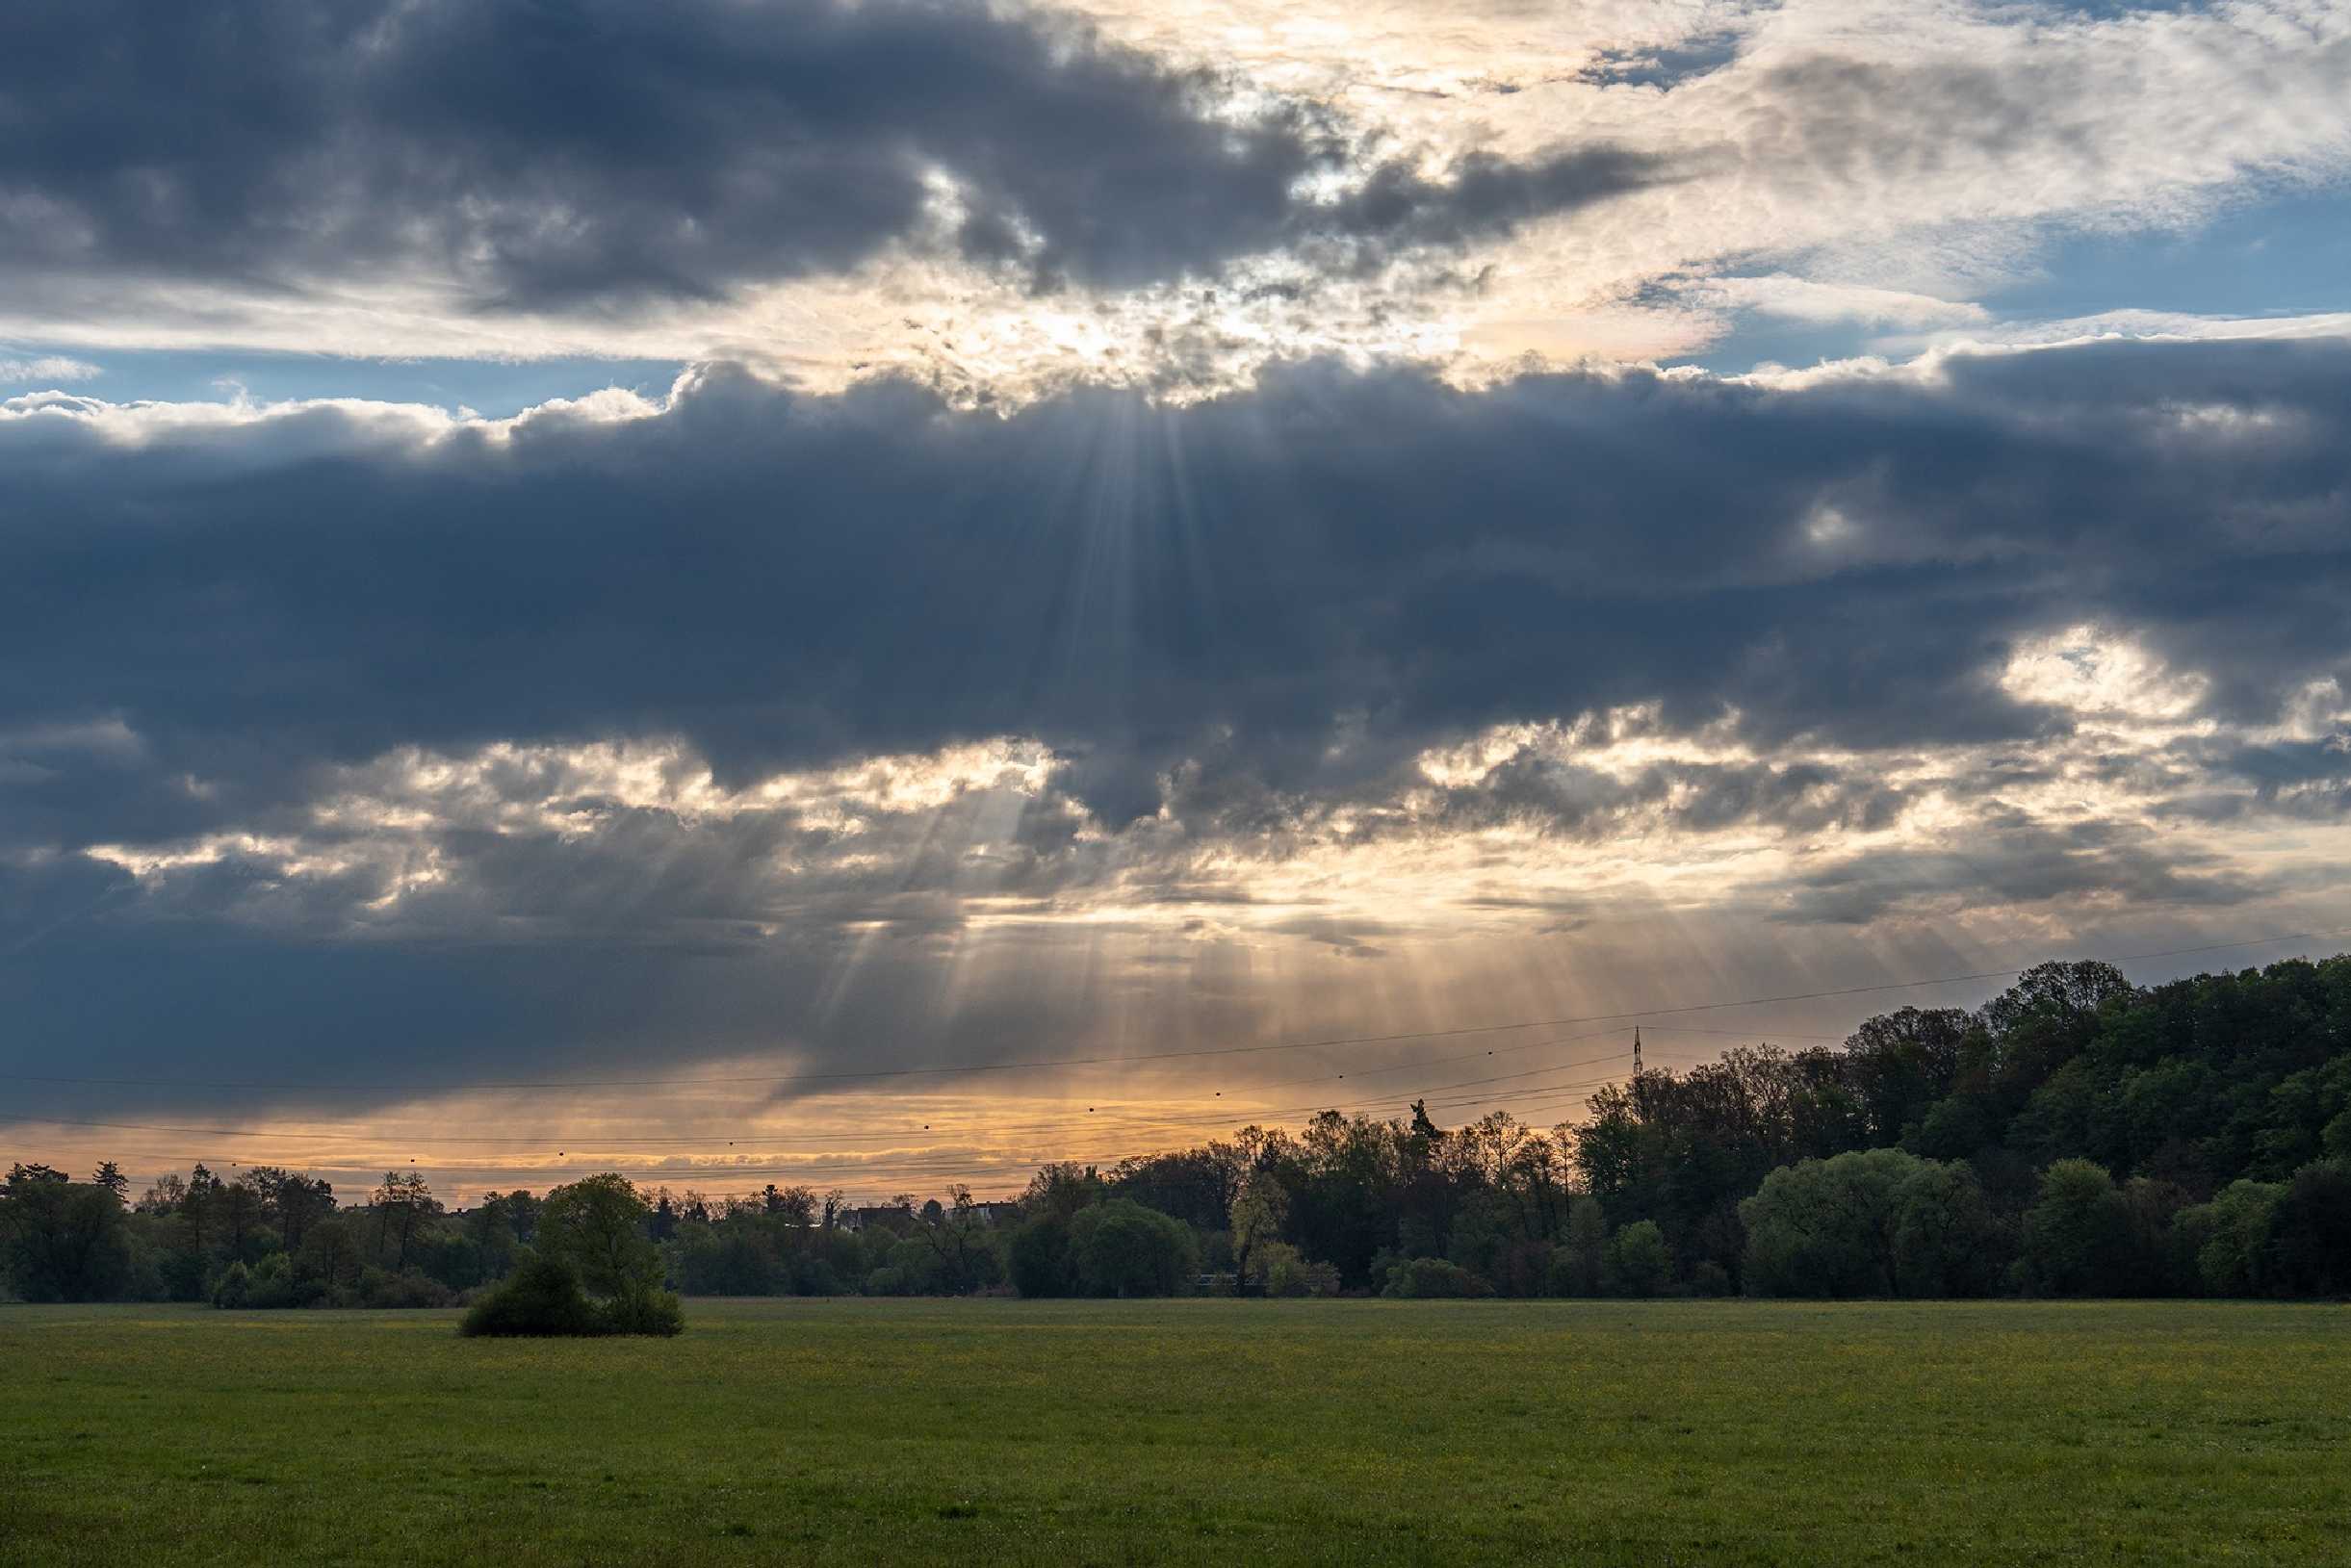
top-left (3, 1298), bottom-right (2346, 1566)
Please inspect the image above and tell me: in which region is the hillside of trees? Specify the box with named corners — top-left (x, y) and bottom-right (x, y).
top-left (7, 954), bottom-right (2348, 1306)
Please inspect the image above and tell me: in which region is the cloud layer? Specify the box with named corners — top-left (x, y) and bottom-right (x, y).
top-left (4, 339), bottom-right (2348, 1124)
top-left (0, 0), bottom-right (1664, 311)
top-left (5, 1), bottom-right (2345, 393)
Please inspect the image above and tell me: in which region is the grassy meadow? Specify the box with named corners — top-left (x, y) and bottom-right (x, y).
top-left (3, 1298), bottom-right (2346, 1566)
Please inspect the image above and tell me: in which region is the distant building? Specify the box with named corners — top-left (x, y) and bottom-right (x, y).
top-left (833, 1198), bottom-right (1022, 1231)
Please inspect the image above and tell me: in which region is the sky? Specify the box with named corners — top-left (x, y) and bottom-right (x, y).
top-left (4, 0), bottom-right (2349, 1205)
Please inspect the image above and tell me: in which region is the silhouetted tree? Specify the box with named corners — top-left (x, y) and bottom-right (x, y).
top-left (91, 1162), bottom-right (128, 1203)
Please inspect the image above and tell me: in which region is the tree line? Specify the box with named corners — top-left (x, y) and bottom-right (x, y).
top-left (6, 953), bottom-right (2348, 1307)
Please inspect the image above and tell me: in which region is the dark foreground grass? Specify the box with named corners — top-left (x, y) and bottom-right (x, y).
top-left (2, 1298), bottom-right (2346, 1566)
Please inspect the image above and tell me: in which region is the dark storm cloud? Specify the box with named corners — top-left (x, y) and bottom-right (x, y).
top-left (1305, 146), bottom-right (1673, 264)
top-left (5, 336), bottom-right (2351, 1092)
top-left (0, 0), bottom-right (1663, 305)
top-left (5, 337), bottom-right (2349, 849)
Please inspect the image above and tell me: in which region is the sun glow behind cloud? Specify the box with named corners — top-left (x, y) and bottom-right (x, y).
top-left (38, 655), bottom-right (2351, 1202)
top-left (7, 1), bottom-right (2348, 403)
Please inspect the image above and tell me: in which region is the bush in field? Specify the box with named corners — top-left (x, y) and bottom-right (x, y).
top-left (460, 1174), bottom-right (686, 1336)
top-left (535, 1172), bottom-right (685, 1331)
top-left (459, 1255), bottom-right (603, 1337)
top-left (597, 1287), bottom-right (685, 1337)
top-left (1382, 1257), bottom-right (1491, 1298)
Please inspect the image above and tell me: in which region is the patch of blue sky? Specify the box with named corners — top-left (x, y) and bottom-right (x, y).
top-left (1982, 183), bottom-right (2351, 322)
top-left (1669, 316), bottom-right (1879, 377)
top-left (1671, 180), bottom-right (2348, 375)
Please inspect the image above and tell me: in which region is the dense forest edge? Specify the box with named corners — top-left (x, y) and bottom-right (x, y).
top-left (7, 954), bottom-right (2349, 1309)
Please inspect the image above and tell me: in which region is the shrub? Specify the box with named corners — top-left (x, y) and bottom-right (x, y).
top-left (352, 1267), bottom-right (453, 1309)
top-left (1381, 1257), bottom-right (1491, 1298)
top-left (1262, 1245), bottom-right (1341, 1298)
top-left (209, 1261), bottom-right (253, 1308)
top-left (207, 1253), bottom-right (317, 1310)
top-left (598, 1288), bottom-right (686, 1337)
top-left (459, 1256), bottom-right (603, 1337)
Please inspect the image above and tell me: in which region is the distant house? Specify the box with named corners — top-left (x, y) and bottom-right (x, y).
top-left (833, 1198), bottom-right (1022, 1231)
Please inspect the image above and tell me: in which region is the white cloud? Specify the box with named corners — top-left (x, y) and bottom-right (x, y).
top-left (3, 1), bottom-right (2345, 401)
top-left (1686, 274), bottom-right (1990, 329)
top-left (1894, 309), bottom-right (2351, 358)
top-left (0, 353), bottom-right (99, 383)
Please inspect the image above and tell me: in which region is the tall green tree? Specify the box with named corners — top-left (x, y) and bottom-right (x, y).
top-left (539, 1173), bottom-right (663, 1303)
top-left (1067, 1199), bottom-right (1197, 1298)
top-left (2, 1176), bottom-right (132, 1301)
top-left (1227, 1171), bottom-right (1286, 1297)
